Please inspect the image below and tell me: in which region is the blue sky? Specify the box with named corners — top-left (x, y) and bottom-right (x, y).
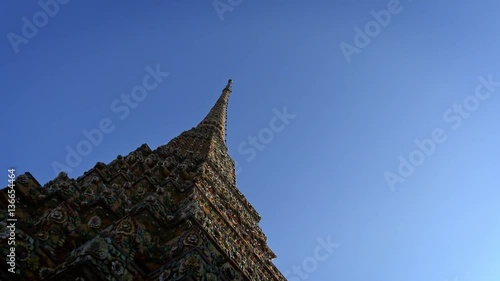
top-left (2, 0), bottom-right (500, 280)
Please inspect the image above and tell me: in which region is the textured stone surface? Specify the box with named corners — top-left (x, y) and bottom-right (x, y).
top-left (0, 80), bottom-right (286, 281)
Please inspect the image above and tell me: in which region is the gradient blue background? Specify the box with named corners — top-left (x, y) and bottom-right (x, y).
top-left (2, 1), bottom-right (500, 280)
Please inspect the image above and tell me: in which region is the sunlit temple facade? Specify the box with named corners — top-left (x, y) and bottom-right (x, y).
top-left (0, 80), bottom-right (286, 280)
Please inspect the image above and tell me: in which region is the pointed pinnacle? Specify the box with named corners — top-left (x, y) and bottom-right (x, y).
top-left (225, 79), bottom-right (233, 91)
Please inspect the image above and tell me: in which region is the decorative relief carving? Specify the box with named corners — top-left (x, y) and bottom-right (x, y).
top-left (0, 82), bottom-right (285, 281)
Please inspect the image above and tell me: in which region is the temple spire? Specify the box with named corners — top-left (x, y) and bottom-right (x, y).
top-left (196, 79), bottom-right (233, 141)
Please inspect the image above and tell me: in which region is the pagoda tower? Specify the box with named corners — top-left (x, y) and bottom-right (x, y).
top-left (0, 80), bottom-right (286, 280)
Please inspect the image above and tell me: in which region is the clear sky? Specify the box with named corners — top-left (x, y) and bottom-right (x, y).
top-left (2, 0), bottom-right (500, 280)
